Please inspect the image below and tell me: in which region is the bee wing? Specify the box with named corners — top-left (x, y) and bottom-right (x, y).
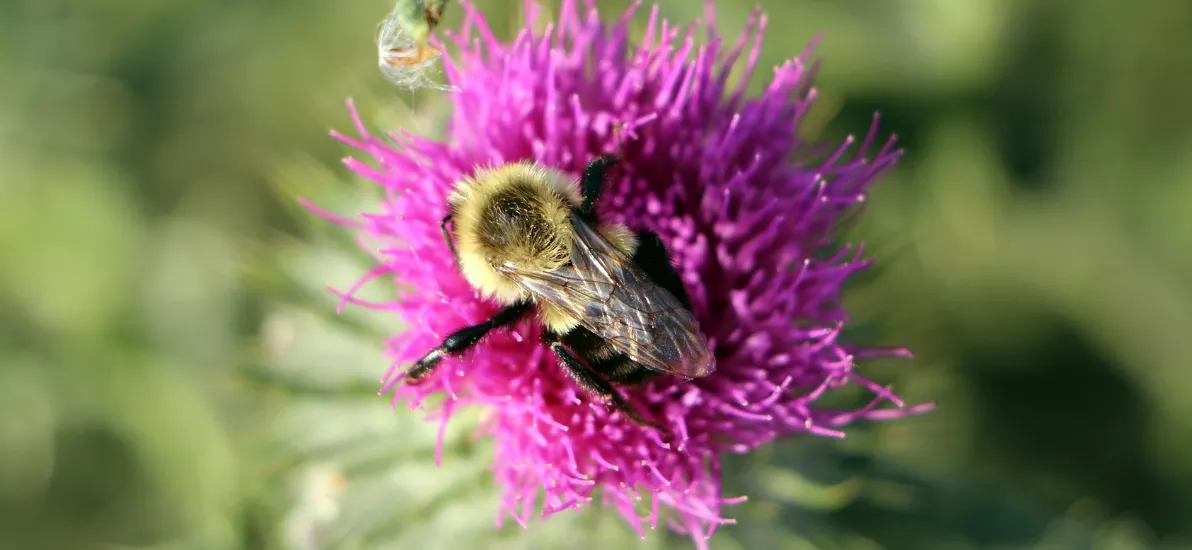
top-left (499, 214), bottom-right (716, 378)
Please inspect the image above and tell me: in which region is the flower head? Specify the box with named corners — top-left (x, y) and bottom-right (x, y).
top-left (319, 0), bottom-right (932, 546)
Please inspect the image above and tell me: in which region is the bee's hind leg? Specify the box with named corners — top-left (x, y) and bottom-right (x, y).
top-left (406, 301), bottom-right (531, 384)
top-left (546, 337), bottom-right (665, 431)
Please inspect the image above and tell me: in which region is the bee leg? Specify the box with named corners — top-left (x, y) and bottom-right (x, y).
top-left (440, 215), bottom-right (458, 261)
top-left (548, 341), bottom-right (665, 431)
top-left (406, 301), bottom-right (532, 384)
top-left (578, 154), bottom-right (620, 220)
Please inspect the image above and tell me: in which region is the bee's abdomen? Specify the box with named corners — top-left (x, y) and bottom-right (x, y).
top-left (559, 325), bottom-right (620, 362)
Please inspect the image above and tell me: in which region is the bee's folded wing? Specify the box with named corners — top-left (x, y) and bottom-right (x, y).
top-left (499, 214), bottom-right (715, 378)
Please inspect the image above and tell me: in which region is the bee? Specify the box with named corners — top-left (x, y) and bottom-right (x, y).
top-left (375, 0), bottom-right (454, 92)
top-left (406, 154), bottom-right (716, 429)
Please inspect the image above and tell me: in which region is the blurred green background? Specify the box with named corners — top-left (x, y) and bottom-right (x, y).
top-left (3, 0), bottom-right (1190, 548)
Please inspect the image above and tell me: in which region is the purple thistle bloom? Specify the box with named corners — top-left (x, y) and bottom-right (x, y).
top-left (316, 0), bottom-right (933, 546)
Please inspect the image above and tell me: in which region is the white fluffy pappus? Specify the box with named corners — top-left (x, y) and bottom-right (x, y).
top-left (375, 0), bottom-right (457, 93)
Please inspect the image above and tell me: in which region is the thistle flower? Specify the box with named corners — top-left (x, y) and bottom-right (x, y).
top-left (316, 0), bottom-right (932, 546)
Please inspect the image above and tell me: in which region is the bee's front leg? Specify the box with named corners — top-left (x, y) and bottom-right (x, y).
top-left (406, 301), bottom-right (531, 384)
top-left (578, 154), bottom-right (620, 220)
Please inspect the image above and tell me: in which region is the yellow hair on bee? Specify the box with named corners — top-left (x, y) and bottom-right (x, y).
top-left (450, 162), bottom-right (577, 305)
top-left (448, 162), bottom-right (640, 334)
top-left (599, 222), bottom-right (638, 257)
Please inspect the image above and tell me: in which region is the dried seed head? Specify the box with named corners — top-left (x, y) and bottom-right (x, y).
top-left (375, 0), bottom-right (456, 92)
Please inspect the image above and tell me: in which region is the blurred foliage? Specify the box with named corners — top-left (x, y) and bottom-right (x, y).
top-left (2, 0), bottom-right (1190, 549)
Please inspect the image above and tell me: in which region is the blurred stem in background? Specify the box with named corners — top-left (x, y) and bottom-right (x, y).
top-left (1, 0), bottom-right (1190, 548)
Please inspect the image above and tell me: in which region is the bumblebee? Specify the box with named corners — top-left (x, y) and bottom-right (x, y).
top-left (407, 155), bottom-right (716, 428)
